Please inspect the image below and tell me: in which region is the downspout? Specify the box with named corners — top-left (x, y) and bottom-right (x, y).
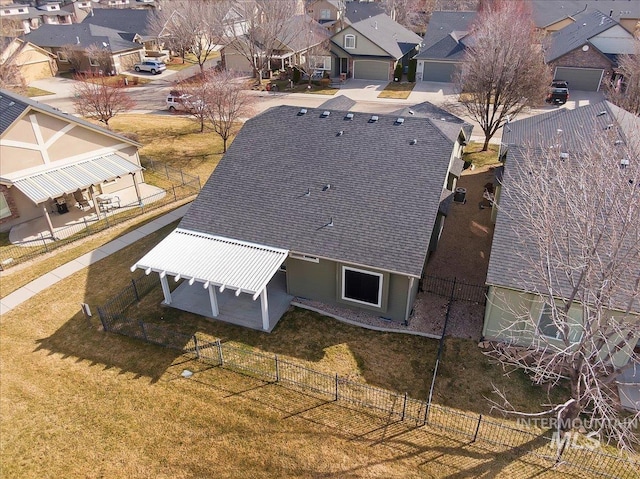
top-left (405, 276), bottom-right (415, 325)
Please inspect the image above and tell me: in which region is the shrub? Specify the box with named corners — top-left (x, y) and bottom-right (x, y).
top-left (394, 62), bottom-right (403, 82)
top-left (407, 59), bottom-right (417, 82)
top-left (292, 67), bottom-right (301, 84)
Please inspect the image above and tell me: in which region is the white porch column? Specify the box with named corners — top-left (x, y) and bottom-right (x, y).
top-left (260, 288), bottom-right (269, 331)
top-left (42, 205), bottom-right (55, 238)
top-left (160, 274), bottom-right (172, 304)
top-left (89, 185), bottom-right (100, 217)
top-left (208, 284), bottom-right (219, 317)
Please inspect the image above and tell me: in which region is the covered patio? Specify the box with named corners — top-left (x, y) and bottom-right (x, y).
top-left (132, 229), bottom-right (292, 332)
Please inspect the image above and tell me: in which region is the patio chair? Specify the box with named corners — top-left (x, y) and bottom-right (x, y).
top-left (73, 190), bottom-right (91, 210)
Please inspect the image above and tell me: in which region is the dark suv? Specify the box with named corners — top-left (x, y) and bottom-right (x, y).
top-left (546, 80), bottom-right (569, 105)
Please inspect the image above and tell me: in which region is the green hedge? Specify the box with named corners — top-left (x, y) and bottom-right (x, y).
top-left (407, 59), bottom-right (417, 83)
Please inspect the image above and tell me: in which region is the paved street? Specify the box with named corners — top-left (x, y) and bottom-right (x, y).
top-left (28, 68), bottom-right (606, 146)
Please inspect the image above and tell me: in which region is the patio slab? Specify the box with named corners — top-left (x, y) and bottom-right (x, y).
top-left (166, 272), bottom-right (292, 332)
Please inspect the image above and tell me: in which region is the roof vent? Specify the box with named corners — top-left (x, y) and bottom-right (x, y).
top-left (298, 108), bottom-right (307, 116)
top-left (560, 152), bottom-right (569, 160)
top-left (326, 217), bottom-right (334, 227)
top-left (614, 139), bottom-right (623, 145)
top-left (597, 110), bottom-right (607, 117)
top-left (410, 139), bottom-right (417, 145)
top-left (408, 109), bottom-right (414, 115)
top-left (8, 101), bottom-right (15, 107)
top-left (304, 188), bottom-right (311, 197)
top-left (395, 117), bottom-right (405, 125)
top-left (369, 115), bottom-right (379, 123)
top-left (345, 112), bottom-right (354, 120)
top-left (604, 123), bottom-right (614, 130)
top-left (322, 184), bottom-right (331, 191)
top-left (321, 111), bottom-right (330, 118)
top-left (620, 158), bottom-right (630, 168)
top-left (337, 130), bottom-right (344, 136)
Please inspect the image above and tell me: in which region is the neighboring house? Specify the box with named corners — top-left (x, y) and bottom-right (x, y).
top-left (330, 13), bottom-right (421, 81)
top-left (483, 100), bottom-right (640, 368)
top-left (544, 9), bottom-right (637, 91)
top-left (413, 11), bottom-right (476, 83)
top-left (23, 22), bottom-right (144, 74)
top-left (0, 1), bottom-right (72, 33)
top-left (306, 0), bottom-right (345, 32)
top-left (0, 36), bottom-right (57, 83)
top-left (0, 88), bottom-right (146, 237)
top-left (344, 0), bottom-right (385, 23)
top-left (80, 8), bottom-right (163, 56)
top-left (528, 0), bottom-right (640, 35)
top-left (132, 105), bottom-right (471, 332)
top-left (222, 14), bottom-right (329, 75)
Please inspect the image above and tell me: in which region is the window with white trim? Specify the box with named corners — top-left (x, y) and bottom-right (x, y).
top-left (344, 34), bottom-right (356, 49)
top-left (57, 51), bottom-right (68, 62)
top-left (89, 57), bottom-right (100, 67)
top-left (310, 55), bottom-right (331, 70)
top-left (0, 192), bottom-right (11, 220)
top-left (341, 266), bottom-right (383, 307)
top-left (320, 9), bottom-right (331, 19)
top-left (537, 302), bottom-right (583, 343)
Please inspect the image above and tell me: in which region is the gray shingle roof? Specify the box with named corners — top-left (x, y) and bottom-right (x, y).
top-left (392, 101), bottom-right (473, 140)
top-left (346, 13), bottom-right (422, 59)
top-left (23, 23), bottom-right (143, 53)
top-left (0, 88), bottom-right (141, 146)
top-left (544, 9), bottom-right (618, 63)
top-left (529, 0), bottom-right (640, 29)
top-left (345, 1), bottom-right (385, 23)
top-left (81, 8), bottom-right (154, 38)
top-left (179, 105), bottom-right (461, 277)
top-left (318, 94), bottom-right (357, 111)
top-left (488, 102), bottom-right (640, 312)
top-left (414, 11), bottom-right (476, 61)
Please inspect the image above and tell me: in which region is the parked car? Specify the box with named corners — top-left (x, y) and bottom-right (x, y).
top-left (546, 86), bottom-right (569, 105)
top-left (166, 93), bottom-right (192, 112)
top-left (134, 60), bottom-right (166, 75)
top-left (551, 80), bottom-right (569, 88)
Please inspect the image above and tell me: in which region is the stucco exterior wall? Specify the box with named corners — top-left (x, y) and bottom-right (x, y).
top-left (286, 255), bottom-right (413, 323)
top-left (333, 26), bottom-right (389, 57)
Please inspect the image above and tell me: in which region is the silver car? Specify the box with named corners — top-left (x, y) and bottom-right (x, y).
top-left (134, 60), bottom-right (166, 75)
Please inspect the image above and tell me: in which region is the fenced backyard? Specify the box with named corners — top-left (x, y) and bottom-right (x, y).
top-left (0, 162), bottom-right (200, 270)
top-left (96, 274), bottom-right (639, 479)
top-left (420, 275), bottom-right (488, 304)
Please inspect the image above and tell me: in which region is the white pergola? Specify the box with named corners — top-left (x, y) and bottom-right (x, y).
top-left (131, 228), bottom-right (289, 331)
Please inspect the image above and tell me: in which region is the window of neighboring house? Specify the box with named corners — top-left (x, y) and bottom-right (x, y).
top-left (320, 9), bottom-right (331, 20)
top-left (0, 192), bottom-right (11, 220)
top-left (537, 302), bottom-right (583, 343)
top-left (57, 51), bottom-right (68, 62)
top-left (344, 34), bottom-right (356, 49)
top-left (89, 57), bottom-right (100, 67)
top-left (341, 266), bottom-right (383, 308)
top-left (311, 55), bottom-right (331, 70)
top-left (3, 10), bottom-right (11, 14)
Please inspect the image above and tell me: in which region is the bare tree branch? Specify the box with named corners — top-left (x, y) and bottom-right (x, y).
top-left (72, 73), bottom-right (135, 128)
top-left (606, 38), bottom-right (640, 116)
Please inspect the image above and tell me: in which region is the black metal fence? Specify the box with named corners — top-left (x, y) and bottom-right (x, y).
top-left (420, 275), bottom-right (488, 304)
top-left (0, 163), bottom-right (200, 270)
top-left (95, 277), bottom-right (639, 479)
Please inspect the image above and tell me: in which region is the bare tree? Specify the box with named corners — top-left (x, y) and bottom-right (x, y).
top-left (224, 0), bottom-right (299, 80)
top-left (606, 39), bottom-right (640, 116)
top-left (204, 70), bottom-right (253, 152)
top-left (72, 73), bottom-right (135, 128)
top-left (452, 1), bottom-right (550, 151)
top-left (149, 0), bottom-right (226, 74)
top-left (176, 78), bottom-right (213, 133)
top-left (85, 44), bottom-right (114, 75)
top-left (487, 120), bottom-right (640, 449)
top-left (59, 44), bottom-right (86, 73)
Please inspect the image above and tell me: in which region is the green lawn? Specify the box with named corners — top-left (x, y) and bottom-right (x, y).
top-left (26, 86), bottom-right (54, 97)
top-left (463, 141), bottom-right (502, 168)
top-left (378, 81), bottom-right (415, 99)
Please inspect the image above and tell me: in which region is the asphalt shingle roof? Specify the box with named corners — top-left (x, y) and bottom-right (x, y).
top-left (544, 9), bottom-right (617, 62)
top-left (0, 88), bottom-right (140, 146)
top-left (347, 13), bottom-right (422, 59)
top-left (392, 101), bottom-right (473, 141)
top-left (24, 23), bottom-right (142, 53)
top-left (179, 105), bottom-right (461, 277)
top-left (345, 1), bottom-right (385, 23)
top-left (488, 102), bottom-right (640, 312)
top-left (414, 11), bottom-right (476, 61)
top-left (529, 0), bottom-right (640, 29)
top-left (318, 94), bottom-right (357, 111)
top-left (81, 8), bottom-right (154, 38)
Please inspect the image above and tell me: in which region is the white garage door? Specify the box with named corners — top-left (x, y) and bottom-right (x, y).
top-left (353, 60), bottom-right (389, 81)
top-left (554, 67), bottom-right (604, 91)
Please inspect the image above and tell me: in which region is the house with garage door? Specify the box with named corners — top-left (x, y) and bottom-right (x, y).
top-left (413, 11), bottom-right (476, 83)
top-left (0, 88), bottom-right (147, 239)
top-left (544, 9), bottom-right (637, 91)
top-left (132, 105), bottom-right (471, 332)
top-left (330, 13), bottom-right (422, 81)
top-left (0, 37), bottom-right (58, 84)
top-left (484, 100), bottom-right (640, 369)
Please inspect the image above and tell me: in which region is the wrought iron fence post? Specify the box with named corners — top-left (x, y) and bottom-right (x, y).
top-left (194, 335), bottom-right (200, 359)
top-left (180, 170), bottom-right (185, 185)
top-left (472, 414), bottom-right (482, 442)
top-left (132, 278), bottom-right (139, 302)
top-left (83, 216), bottom-right (89, 235)
top-left (97, 306), bottom-right (109, 331)
top-left (334, 373), bottom-right (339, 401)
top-left (172, 185), bottom-right (177, 202)
top-left (104, 211), bottom-right (110, 228)
top-left (139, 321), bottom-right (148, 342)
top-left (401, 392), bottom-right (407, 420)
top-left (217, 339), bottom-right (224, 365)
top-left (165, 163), bottom-right (169, 179)
top-left (275, 354), bottom-right (280, 382)
top-left (40, 232), bottom-right (49, 252)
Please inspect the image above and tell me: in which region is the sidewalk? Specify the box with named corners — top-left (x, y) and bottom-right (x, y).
top-left (0, 204), bottom-right (189, 315)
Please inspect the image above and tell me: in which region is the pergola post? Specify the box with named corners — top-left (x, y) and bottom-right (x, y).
top-left (208, 284), bottom-right (219, 317)
top-left (160, 274), bottom-right (172, 304)
top-left (260, 288), bottom-right (269, 331)
top-left (132, 172), bottom-right (142, 205)
top-left (42, 205), bottom-right (55, 238)
top-left (89, 185), bottom-right (100, 217)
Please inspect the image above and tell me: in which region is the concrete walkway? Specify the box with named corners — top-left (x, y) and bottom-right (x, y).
top-left (0, 204), bottom-right (189, 315)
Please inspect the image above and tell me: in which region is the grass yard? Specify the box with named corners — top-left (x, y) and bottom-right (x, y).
top-left (378, 81), bottom-right (415, 99)
top-left (109, 114), bottom-right (229, 183)
top-left (1, 221), bottom-right (634, 477)
top-left (26, 86), bottom-right (53, 97)
top-left (463, 141), bottom-right (502, 168)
